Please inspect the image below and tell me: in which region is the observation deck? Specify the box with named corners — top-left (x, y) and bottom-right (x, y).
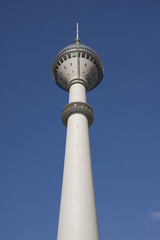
top-left (51, 42), bottom-right (104, 91)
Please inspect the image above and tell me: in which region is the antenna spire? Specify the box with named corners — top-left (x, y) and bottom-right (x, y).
top-left (77, 22), bottom-right (79, 39)
top-left (75, 22), bottom-right (80, 44)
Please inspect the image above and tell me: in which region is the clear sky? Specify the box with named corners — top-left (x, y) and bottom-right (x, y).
top-left (1, 0), bottom-right (160, 239)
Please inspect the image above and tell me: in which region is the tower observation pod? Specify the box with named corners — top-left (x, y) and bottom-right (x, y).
top-left (51, 23), bottom-right (104, 240)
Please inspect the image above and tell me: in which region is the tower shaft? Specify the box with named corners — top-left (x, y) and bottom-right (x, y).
top-left (57, 82), bottom-right (99, 240)
top-left (69, 83), bottom-right (86, 103)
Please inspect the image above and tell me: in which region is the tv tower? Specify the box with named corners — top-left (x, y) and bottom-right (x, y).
top-left (51, 23), bottom-right (104, 240)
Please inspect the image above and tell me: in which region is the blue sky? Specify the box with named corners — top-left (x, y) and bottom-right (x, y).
top-left (1, 0), bottom-right (160, 239)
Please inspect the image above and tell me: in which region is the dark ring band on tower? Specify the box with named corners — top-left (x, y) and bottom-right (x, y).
top-left (62, 102), bottom-right (94, 127)
top-left (68, 78), bottom-right (88, 90)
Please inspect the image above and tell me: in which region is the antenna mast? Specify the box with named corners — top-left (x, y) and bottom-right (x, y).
top-left (75, 22), bottom-right (80, 44)
top-left (77, 22), bottom-right (79, 39)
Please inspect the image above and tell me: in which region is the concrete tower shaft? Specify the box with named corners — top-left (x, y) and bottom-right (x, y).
top-left (51, 25), bottom-right (104, 240)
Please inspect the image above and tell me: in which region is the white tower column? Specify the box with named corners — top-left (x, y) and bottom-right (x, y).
top-left (69, 83), bottom-right (86, 103)
top-left (57, 82), bottom-right (99, 240)
top-left (51, 24), bottom-right (104, 240)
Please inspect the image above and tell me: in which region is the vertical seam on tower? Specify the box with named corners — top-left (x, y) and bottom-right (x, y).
top-left (77, 45), bottom-right (80, 79)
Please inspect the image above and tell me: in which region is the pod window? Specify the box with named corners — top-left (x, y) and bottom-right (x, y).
top-left (90, 57), bottom-right (94, 62)
top-left (64, 55), bottom-right (67, 61)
